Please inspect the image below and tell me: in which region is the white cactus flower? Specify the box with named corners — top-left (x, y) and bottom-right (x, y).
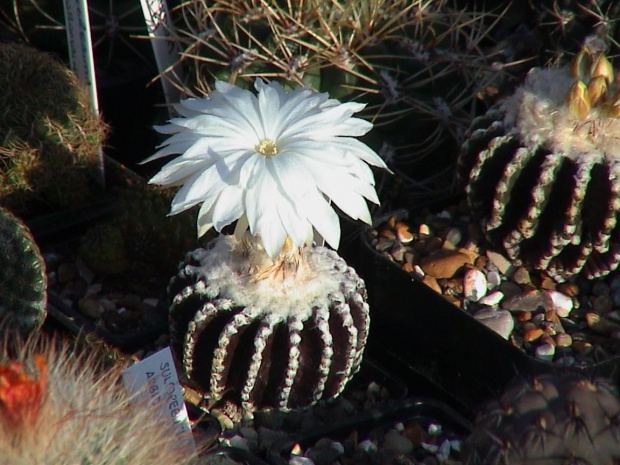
top-left (142, 79), bottom-right (387, 259)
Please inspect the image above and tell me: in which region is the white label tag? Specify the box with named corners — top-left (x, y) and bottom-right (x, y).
top-left (139, 0), bottom-right (185, 111)
top-left (122, 347), bottom-right (196, 455)
top-left (62, 0), bottom-right (104, 188)
top-left (62, 0), bottom-right (99, 113)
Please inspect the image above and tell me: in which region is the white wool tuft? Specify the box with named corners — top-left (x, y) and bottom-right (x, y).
top-left (502, 67), bottom-right (620, 161)
top-left (187, 235), bottom-right (352, 320)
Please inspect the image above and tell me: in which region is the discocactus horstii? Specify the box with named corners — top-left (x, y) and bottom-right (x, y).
top-left (458, 39), bottom-right (620, 281)
top-left (141, 78), bottom-right (387, 416)
top-left (464, 372), bottom-right (620, 465)
top-left (168, 235), bottom-right (369, 413)
top-left (0, 207), bottom-right (47, 334)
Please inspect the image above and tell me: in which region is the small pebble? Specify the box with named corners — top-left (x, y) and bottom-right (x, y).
top-left (383, 430), bottom-right (413, 455)
top-left (463, 268), bottom-right (487, 302)
top-left (535, 343), bottom-right (555, 361)
top-left (395, 222), bottom-right (414, 243)
top-left (473, 308), bottom-right (514, 340)
top-left (420, 251), bottom-right (472, 279)
top-left (479, 291), bottom-right (504, 306)
top-left (486, 250), bottom-right (513, 276)
top-left (555, 333), bottom-right (572, 347)
top-left (545, 290), bottom-right (573, 317)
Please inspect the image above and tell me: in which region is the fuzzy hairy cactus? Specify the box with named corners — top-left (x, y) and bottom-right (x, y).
top-left (464, 372), bottom-right (620, 465)
top-left (166, 0), bottom-right (509, 195)
top-left (0, 43), bottom-right (106, 217)
top-left (458, 40), bottom-right (620, 281)
top-left (0, 334), bottom-right (199, 465)
top-left (167, 235), bottom-right (369, 415)
top-left (0, 207), bottom-right (47, 334)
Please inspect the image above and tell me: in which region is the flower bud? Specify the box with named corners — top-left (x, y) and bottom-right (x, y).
top-left (587, 76), bottom-right (608, 106)
top-left (566, 80), bottom-right (591, 120)
top-left (590, 54), bottom-right (614, 83)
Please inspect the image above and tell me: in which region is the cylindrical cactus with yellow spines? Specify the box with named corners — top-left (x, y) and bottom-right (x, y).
top-left (459, 38), bottom-right (620, 281)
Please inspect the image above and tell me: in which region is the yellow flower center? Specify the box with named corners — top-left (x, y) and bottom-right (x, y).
top-left (256, 139), bottom-right (278, 157)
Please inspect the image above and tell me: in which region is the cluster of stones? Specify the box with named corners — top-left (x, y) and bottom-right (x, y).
top-left (368, 200), bottom-right (620, 365)
top-left (217, 379), bottom-right (463, 465)
top-left (458, 47), bottom-right (620, 282)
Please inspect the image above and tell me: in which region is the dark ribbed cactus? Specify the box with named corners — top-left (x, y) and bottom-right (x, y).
top-left (464, 372), bottom-right (620, 465)
top-left (167, 235), bottom-right (369, 415)
top-left (458, 41), bottom-right (620, 281)
top-left (0, 207), bottom-right (47, 333)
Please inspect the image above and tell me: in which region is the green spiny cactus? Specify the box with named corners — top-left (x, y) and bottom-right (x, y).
top-left (464, 372), bottom-right (620, 465)
top-left (0, 207), bottom-right (47, 334)
top-left (0, 42), bottom-right (107, 217)
top-left (79, 181), bottom-right (204, 277)
top-left (165, 0), bottom-right (512, 199)
top-left (0, 333), bottom-right (200, 464)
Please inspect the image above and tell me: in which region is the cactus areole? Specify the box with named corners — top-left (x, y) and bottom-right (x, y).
top-left (459, 41), bottom-right (620, 281)
top-left (142, 79), bottom-right (386, 414)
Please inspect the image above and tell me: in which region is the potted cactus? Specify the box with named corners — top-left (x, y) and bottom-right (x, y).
top-left (140, 78), bottom-right (389, 416)
top-left (359, 36), bottom-right (620, 413)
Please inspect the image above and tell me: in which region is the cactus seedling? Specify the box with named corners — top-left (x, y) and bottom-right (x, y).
top-left (0, 207), bottom-right (47, 334)
top-left (464, 372), bottom-right (620, 465)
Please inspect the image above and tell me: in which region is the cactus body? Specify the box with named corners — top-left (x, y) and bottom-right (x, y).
top-left (0, 334), bottom-right (199, 465)
top-left (168, 235), bottom-right (369, 414)
top-left (458, 47), bottom-right (620, 281)
top-left (79, 182), bottom-right (201, 277)
top-left (465, 372), bottom-right (620, 465)
top-left (0, 207), bottom-right (47, 334)
top-left (0, 43), bottom-right (106, 217)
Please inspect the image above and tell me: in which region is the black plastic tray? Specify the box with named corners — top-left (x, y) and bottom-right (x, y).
top-left (358, 199), bottom-right (620, 415)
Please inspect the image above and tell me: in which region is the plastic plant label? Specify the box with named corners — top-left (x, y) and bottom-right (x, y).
top-left (62, 0), bottom-right (104, 187)
top-left (62, 0), bottom-right (98, 113)
top-left (139, 0), bottom-right (185, 111)
top-left (122, 347), bottom-right (196, 455)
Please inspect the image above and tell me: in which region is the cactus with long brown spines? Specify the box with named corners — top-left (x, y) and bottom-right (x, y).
top-left (163, 0), bottom-right (511, 198)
